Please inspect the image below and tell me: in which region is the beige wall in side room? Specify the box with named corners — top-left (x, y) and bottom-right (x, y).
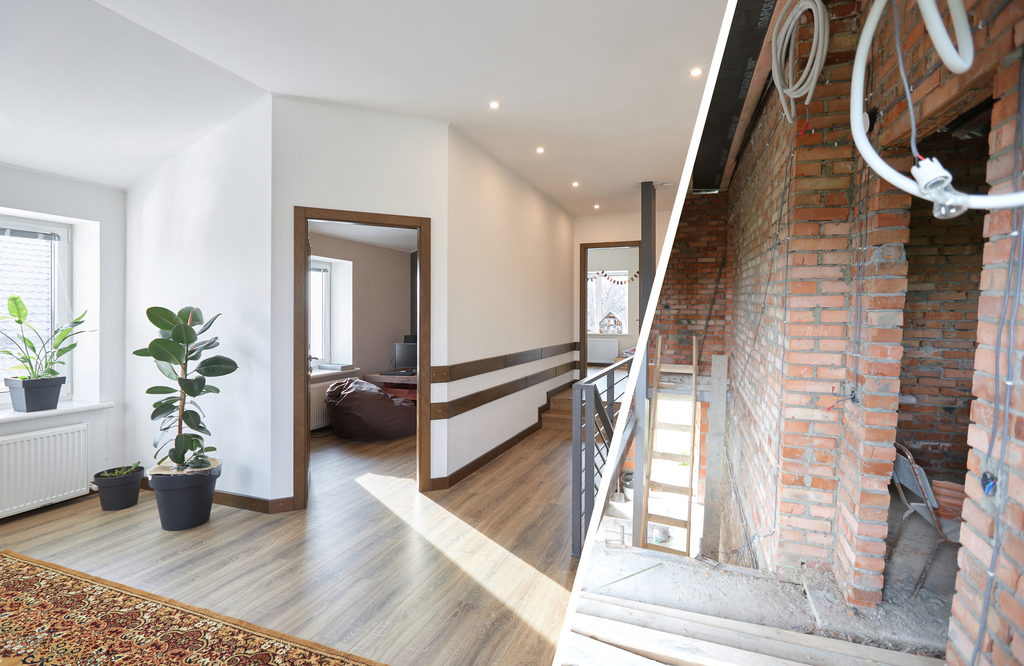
top-left (310, 232), bottom-right (412, 375)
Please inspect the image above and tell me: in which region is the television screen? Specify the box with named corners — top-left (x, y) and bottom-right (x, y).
top-left (394, 342), bottom-right (417, 370)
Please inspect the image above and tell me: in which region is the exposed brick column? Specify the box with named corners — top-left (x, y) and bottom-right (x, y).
top-left (834, 170), bottom-right (911, 607)
top-left (947, 48), bottom-right (1024, 666)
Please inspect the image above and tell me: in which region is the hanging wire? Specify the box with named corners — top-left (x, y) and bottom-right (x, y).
top-left (891, 0), bottom-right (922, 161)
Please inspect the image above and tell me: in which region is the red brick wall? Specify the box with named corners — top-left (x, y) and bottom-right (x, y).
top-left (652, 193), bottom-right (733, 372)
top-left (897, 133), bottom-right (987, 480)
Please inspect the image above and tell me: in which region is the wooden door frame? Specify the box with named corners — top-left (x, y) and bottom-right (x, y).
top-left (579, 241), bottom-right (641, 373)
top-left (294, 206), bottom-right (432, 508)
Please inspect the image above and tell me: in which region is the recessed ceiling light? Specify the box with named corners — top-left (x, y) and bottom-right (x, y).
top-left (489, 101), bottom-right (501, 109)
top-left (691, 68), bottom-right (702, 77)
top-left (572, 182), bottom-right (579, 187)
top-left (662, 182), bottom-right (675, 187)
top-left (536, 147), bottom-right (545, 153)
top-left (594, 204), bottom-right (600, 209)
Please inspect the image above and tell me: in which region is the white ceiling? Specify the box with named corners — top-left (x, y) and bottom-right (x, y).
top-left (3, 0), bottom-right (728, 215)
top-left (0, 0), bottom-right (266, 188)
top-left (309, 220), bottom-right (418, 253)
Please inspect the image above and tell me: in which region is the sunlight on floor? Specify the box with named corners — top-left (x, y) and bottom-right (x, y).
top-left (355, 472), bottom-right (567, 637)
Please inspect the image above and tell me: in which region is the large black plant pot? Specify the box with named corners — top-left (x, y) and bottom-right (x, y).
top-left (93, 467), bottom-right (144, 511)
top-left (149, 462), bottom-right (222, 531)
top-left (4, 376), bottom-right (65, 412)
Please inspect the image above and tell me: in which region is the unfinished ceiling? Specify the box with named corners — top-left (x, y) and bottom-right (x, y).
top-left (1, 0), bottom-right (728, 215)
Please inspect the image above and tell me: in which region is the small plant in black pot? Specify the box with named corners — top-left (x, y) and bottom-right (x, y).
top-left (134, 306), bottom-right (237, 531)
top-left (93, 462), bottom-right (143, 511)
top-left (0, 294), bottom-right (86, 412)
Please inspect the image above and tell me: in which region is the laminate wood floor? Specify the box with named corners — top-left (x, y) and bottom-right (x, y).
top-left (0, 427), bottom-right (577, 666)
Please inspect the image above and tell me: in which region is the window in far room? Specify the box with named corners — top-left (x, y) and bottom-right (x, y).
top-left (587, 270), bottom-right (629, 335)
top-left (0, 218), bottom-right (73, 400)
top-left (309, 261), bottom-right (331, 365)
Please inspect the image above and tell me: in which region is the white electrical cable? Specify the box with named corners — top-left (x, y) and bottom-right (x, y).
top-left (851, 0), bottom-right (1024, 214)
top-left (771, 0), bottom-right (830, 123)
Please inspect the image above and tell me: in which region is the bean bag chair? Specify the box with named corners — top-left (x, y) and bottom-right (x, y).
top-left (324, 378), bottom-right (416, 441)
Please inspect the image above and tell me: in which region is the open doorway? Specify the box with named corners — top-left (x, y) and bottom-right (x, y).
top-left (579, 241), bottom-right (640, 376)
top-left (293, 207), bottom-right (431, 509)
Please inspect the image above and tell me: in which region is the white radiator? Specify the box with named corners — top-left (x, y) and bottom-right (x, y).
top-left (311, 382), bottom-right (333, 430)
top-left (588, 337), bottom-right (619, 364)
top-left (0, 423), bottom-right (90, 519)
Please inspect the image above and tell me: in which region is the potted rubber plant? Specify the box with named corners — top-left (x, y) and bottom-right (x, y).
top-left (93, 462), bottom-right (143, 511)
top-left (133, 306), bottom-right (237, 531)
top-left (0, 294), bottom-right (86, 412)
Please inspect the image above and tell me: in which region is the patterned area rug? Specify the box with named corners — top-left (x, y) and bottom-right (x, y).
top-left (0, 550), bottom-right (386, 665)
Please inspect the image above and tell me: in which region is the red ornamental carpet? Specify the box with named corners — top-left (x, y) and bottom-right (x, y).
top-left (0, 551), bottom-right (386, 665)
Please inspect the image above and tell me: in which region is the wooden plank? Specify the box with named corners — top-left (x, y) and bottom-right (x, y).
top-left (650, 480), bottom-right (692, 495)
top-left (572, 614), bottom-right (803, 666)
top-left (655, 422), bottom-right (693, 433)
top-left (577, 596), bottom-right (907, 666)
top-left (559, 631), bottom-right (667, 666)
top-left (702, 354), bottom-right (728, 559)
top-left (648, 513), bottom-right (689, 529)
top-left (660, 364), bottom-right (695, 374)
top-left (653, 451), bottom-right (691, 464)
top-left (581, 594), bottom-right (945, 666)
top-left (686, 335), bottom-right (698, 556)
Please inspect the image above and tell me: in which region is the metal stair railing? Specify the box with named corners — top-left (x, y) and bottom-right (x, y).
top-left (572, 355), bottom-right (634, 557)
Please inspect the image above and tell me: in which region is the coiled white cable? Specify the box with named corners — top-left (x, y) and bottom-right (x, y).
top-left (771, 0), bottom-right (831, 123)
top-left (850, 0), bottom-right (1024, 213)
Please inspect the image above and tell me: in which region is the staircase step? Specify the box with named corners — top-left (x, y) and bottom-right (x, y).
top-left (542, 409), bottom-right (573, 430)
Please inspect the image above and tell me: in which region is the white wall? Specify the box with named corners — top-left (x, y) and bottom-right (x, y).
top-left (0, 163), bottom-right (126, 475)
top-left (310, 233), bottom-right (411, 373)
top-left (125, 96), bottom-right (273, 498)
top-left (586, 246), bottom-right (640, 359)
top-left (271, 96), bottom-right (448, 491)
top-left (443, 129), bottom-right (575, 473)
top-left (573, 209), bottom-right (672, 348)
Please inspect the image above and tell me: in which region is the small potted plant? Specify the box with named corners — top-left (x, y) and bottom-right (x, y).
top-left (94, 462), bottom-right (143, 511)
top-left (0, 294), bottom-right (86, 412)
top-left (133, 306), bottom-right (237, 531)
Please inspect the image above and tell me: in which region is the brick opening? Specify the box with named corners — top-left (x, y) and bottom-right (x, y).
top-left (897, 130), bottom-right (988, 483)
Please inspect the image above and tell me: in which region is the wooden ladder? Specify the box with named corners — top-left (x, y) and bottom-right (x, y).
top-left (640, 335), bottom-right (699, 556)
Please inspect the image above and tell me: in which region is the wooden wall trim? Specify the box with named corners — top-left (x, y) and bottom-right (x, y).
top-left (140, 480), bottom-right (293, 515)
top-left (430, 361), bottom-right (577, 420)
top-left (430, 341), bottom-right (577, 383)
top-left (429, 378), bottom-right (575, 491)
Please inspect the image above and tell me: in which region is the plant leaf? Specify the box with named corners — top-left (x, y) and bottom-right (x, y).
top-left (178, 376), bottom-right (206, 397)
top-left (147, 307), bottom-right (181, 331)
top-left (204, 447), bottom-right (217, 452)
top-left (146, 386), bottom-right (178, 394)
top-left (7, 295), bottom-right (28, 323)
top-left (133, 347), bottom-right (153, 357)
top-left (168, 448), bottom-right (185, 465)
top-left (178, 307), bottom-right (204, 326)
top-left (187, 457), bottom-right (211, 469)
top-left (200, 385), bottom-right (220, 395)
top-left (149, 339), bottom-right (186, 365)
top-left (152, 396), bottom-right (180, 408)
top-left (196, 313), bottom-right (221, 336)
top-left (151, 402), bottom-right (177, 421)
top-left (55, 343), bottom-right (76, 359)
top-left (171, 324), bottom-right (198, 346)
top-left (155, 360), bottom-right (178, 381)
top-left (182, 409), bottom-right (203, 431)
top-left (196, 355), bottom-right (237, 377)
top-left (188, 400), bottom-right (205, 416)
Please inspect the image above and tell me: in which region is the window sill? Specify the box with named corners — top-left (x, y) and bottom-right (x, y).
top-left (0, 400), bottom-right (115, 425)
top-left (587, 333), bottom-right (629, 337)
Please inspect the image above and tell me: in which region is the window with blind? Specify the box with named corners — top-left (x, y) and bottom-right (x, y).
top-left (0, 219), bottom-right (73, 400)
